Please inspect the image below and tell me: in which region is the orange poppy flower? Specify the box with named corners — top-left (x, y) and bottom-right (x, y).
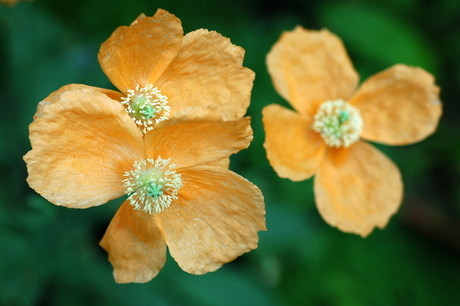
top-left (79, 8), bottom-right (254, 133)
top-left (24, 85), bottom-right (266, 283)
top-left (262, 27), bottom-right (442, 237)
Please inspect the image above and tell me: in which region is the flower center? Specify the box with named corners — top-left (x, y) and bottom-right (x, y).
top-left (311, 99), bottom-right (363, 148)
top-left (123, 157), bottom-right (182, 215)
top-left (121, 84), bottom-right (170, 134)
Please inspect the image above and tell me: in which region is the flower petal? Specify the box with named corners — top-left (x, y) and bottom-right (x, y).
top-left (351, 64), bottom-right (442, 145)
top-left (99, 201), bottom-right (167, 283)
top-left (314, 141), bottom-right (403, 237)
top-left (262, 104), bottom-right (325, 181)
top-left (266, 27), bottom-right (359, 116)
top-left (34, 84), bottom-right (124, 120)
top-left (155, 29), bottom-right (255, 120)
top-left (144, 118), bottom-right (252, 169)
top-left (157, 166), bottom-right (265, 274)
top-left (98, 9), bottom-right (183, 94)
top-left (24, 87), bottom-right (144, 208)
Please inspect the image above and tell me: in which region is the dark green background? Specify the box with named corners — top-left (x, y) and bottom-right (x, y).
top-left (1, 0), bottom-right (459, 305)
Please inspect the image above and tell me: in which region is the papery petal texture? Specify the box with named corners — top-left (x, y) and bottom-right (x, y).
top-left (262, 104), bottom-right (325, 181)
top-left (24, 8), bottom-right (265, 283)
top-left (266, 27), bottom-right (359, 116)
top-left (157, 166), bottom-right (265, 274)
top-left (144, 118), bottom-right (253, 169)
top-left (98, 9), bottom-right (183, 93)
top-left (314, 142), bottom-right (403, 237)
top-left (100, 201), bottom-right (167, 283)
top-left (351, 64), bottom-right (442, 145)
top-left (155, 29), bottom-right (255, 120)
top-left (33, 84), bottom-right (124, 119)
top-left (24, 87), bottom-right (144, 208)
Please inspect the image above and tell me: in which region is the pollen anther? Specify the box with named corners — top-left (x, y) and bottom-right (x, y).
top-left (121, 84), bottom-right (170, 134)
top-left (123, 157), bottom-right (182, 215)
top-left (312, 99), bottom-right (363, 148)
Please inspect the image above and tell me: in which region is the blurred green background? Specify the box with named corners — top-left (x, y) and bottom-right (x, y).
top-left (1, 0), bottom-right (460, 305)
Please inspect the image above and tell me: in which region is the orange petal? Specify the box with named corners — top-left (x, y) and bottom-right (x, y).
top-left (351, 64), bottom-right (442, 145)
top-left (155, 29), bottom-right (255, 120)
top-left (314, 141), bottom-right (403, 237)
top-left (266, 27), bottom-right (359, 116)
top-left (98, 9), bottom-right (183, 94)
top-left (157, 166), bottom-right (265, 274)
top-left (34, 84), bottom-right (124, 120)
top-left (24, 87), bottom-right (144, 208)
top-left (100, 201), bottom-right (167, 283)
top-left (144, 118), bottom-right (252, 169)
top-left (262, 104), bottom-right (325, 181)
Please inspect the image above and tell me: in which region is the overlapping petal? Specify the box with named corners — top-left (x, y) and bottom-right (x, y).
top-left (144, 118), bottom-right (253, 169)
top-left (157, 166), bottom-right (265, 274)
top-left (262, 104), bottom-right (325, 181)
top-left (314, 142), bottom-right (403, 237)
top-left (98, 9), bottom-right (183, 94)
top-left (100, 201), bottom-right (167, 283)
top-left (34, 84), bottom-right (124, 120)
top-left (351, 64), bottom-right (442, 145)
top-left (155, 29), bottom-right (255, 120)
top-left (266, 27), bottom-right (359, 117)
top-left (24, 87), bottom-right (144, 208)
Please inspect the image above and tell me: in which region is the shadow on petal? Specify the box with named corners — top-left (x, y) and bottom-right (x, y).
top-left (100, 201), bottom-right (167, 283)
top-left (157, 166), bottom-right (265, 275)
top-left (98, 9), bottom-right (183, 93)
top-left (145, 118), bottom-right (252, 169)
top-left (24, 87), bottom-right (143, 208)
top-left (156, 29), bottom-right (255, 121)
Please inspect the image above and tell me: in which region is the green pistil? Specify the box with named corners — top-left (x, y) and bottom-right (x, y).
top-left (123, 158), bottom-right (182, 215)
top-left (338, 110), bottom-right (350, 124)
top-left (147, 182), bottom-right (163, 198)
top-left (311, 99), bottom-right (363, 148)
top-left (141, 106), bottom-right (157, 119)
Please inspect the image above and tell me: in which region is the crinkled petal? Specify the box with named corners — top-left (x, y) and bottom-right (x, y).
top-left (157, 166), bottom-right (266, 274)
top-left (351, 64), bottom-right (442, 145)
top-left (262, 104), bottom-right (325, 181)
top-left (267, 27), bottom-right (359, 116)
top-left (98, 9), bottom-right (183, 94)
top-left (33, 84), bottom-right (124, 120)
top-left (155, 29), bottom-right (254, 120)
top-left (24, 87), bottom-right (144, 208)
top-left (144, 118), bottom-right (252, 169)
top-left (314, 141), bottom-right (403, 237)
top-left (100, 201), bottom-right (167, 283)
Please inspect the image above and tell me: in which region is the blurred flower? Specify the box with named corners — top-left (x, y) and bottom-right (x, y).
top-left (0, 0), bottom-right (32, 6)
top-left (263, 27), bottom-right (442, 237)
top-left (83, 9), bottom-right (253, 133)
top-left (24, 85), bottom-right (265, 283)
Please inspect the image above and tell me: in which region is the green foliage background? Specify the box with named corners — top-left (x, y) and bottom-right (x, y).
top-left (1, 0), bottom-right (460, 305)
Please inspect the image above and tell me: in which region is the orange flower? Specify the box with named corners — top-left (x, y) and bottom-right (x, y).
top-left (24, 85), bottom-right (266, 283)
top-left (79, 9), bottom-right (254, 133)
top-left (0, 0), bottom-right (32, 6)
top-left (262, 27), bottom-right (442, 237)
